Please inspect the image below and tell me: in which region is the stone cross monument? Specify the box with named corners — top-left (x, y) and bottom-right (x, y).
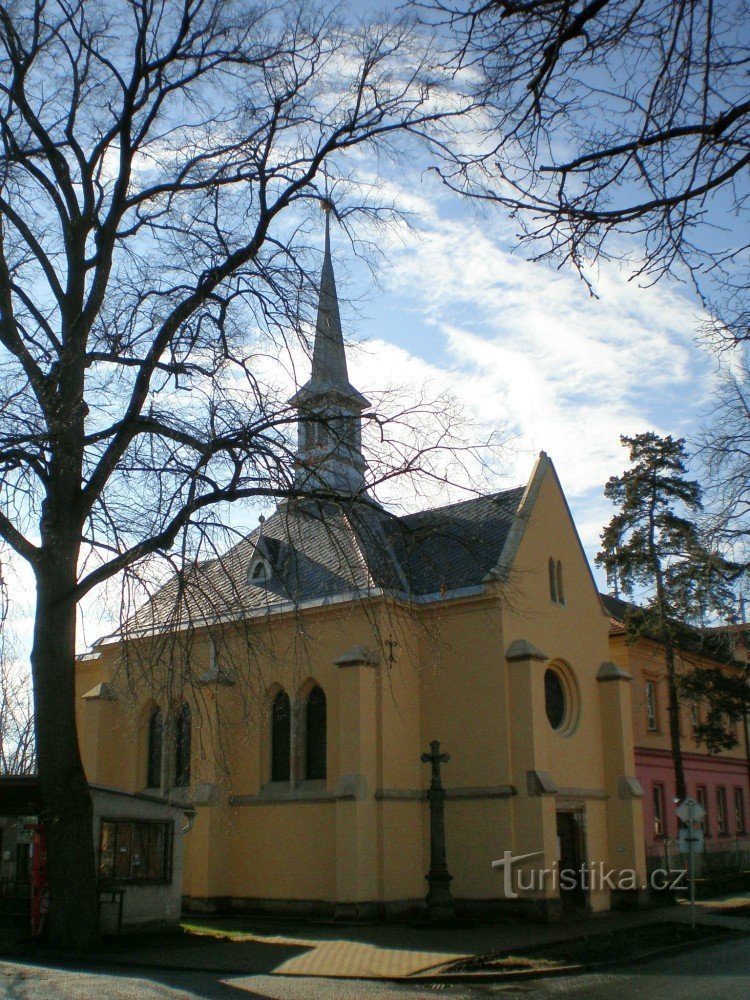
top-left (421, 739), bottom-right (455, 921)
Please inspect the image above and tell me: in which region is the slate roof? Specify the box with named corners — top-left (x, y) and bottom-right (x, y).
top-left (124, 487), bottom-right (526, 634)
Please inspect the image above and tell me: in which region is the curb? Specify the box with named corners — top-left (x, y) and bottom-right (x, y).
top-left (410, 925), bottom-right (747, 985)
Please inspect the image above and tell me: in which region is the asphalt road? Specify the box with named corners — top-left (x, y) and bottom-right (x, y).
top-left (1, 936), bottom-right (749, 999)
top-left (496, 935), bottom-right (750, 999)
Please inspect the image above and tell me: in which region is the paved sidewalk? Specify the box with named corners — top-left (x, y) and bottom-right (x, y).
top-left (104, 905), bottom-right (697, 979)
top-left (3, 895), bottom-right (748, 982)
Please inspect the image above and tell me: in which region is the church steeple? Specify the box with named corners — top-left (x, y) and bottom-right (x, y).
top-left (290, 212), bottom-right (369, 495)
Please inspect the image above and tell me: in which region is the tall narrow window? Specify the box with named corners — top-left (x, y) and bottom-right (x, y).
top-left (174, 703), bottom-right (192, 788)
top-left (271, 690), bottom-right (291, 783)
top-left (691, 702), bottom-right (700, 732)
top-left (147, 707), bottom-right (163, 789)
top-left (735, 788), bottom-right (747, 834)
top-left (717, 786), bottom-right (728, 835)
top-left (305, 685), bottom-right (327, 780)
top-left (653, 783), bottom-right (666, 837)
top-left (697, 785), bottom-right (710, 835)
top-left (645, 680), bottom-right (658, 731)
top-left (548, 558), bottom-right (557, 602)
top-left (556, 561), bottom-right (564, 604)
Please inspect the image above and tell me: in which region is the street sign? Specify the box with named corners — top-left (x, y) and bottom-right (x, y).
top-left (678, 827), bottom-right (704, 854)
top-left (676, 796), bottom-right (705, 823)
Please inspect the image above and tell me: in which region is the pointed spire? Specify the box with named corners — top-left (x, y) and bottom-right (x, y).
top-left (310, 212), bottom-right (350, 390)
top-left (289, 208), bottom-right (369, 409)
top-left (289, 208), bottom-right (370, 496)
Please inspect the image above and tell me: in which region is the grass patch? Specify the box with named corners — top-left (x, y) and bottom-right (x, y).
top-left (180, 922), bottom-right (261, 943)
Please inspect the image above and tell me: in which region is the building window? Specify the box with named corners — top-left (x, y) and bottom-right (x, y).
top-left (174, 703), bottom-right (191, 788)
top-left (544, 668), bottom-right (566, 730)
top-left (653, 784), bottom-right (666, 837)
top-left (690, 702), bottom-right (700, 732)
top-left (696, 785), bottom-right (710, 836)
top-left (556, 561), bottom-right (564, 604)
top-left (717, 787), bottom-right (728, 835)
top-left (146, 707), bottom-right (163, 789)
top-left (271, 690), bottom-right (291, 782)
top-left (645, 680), bottom-right (658, 732)
top-left (304, 685), bottom-right (327, 781)
top-left (548, 558), bottom-right (557, 602)
top-left (99, 820), bottom-right (172, 884)
top-left (735, 788), bottom-right (746, 834)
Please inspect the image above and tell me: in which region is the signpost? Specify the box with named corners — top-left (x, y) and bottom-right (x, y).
top-left (676, 796), bottom-right (705, 930)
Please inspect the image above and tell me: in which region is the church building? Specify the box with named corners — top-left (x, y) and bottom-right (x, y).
top-left (75, 222), bottom-right (647, 921)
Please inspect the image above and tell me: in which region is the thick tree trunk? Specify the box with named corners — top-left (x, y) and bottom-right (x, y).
top-left (664, 640), bottom-right (687, 803)
top-left (31, 553), bottom-right (100, 949)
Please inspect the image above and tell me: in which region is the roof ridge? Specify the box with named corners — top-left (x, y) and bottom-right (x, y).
top-left (399, 484), bottom-right (524, 523)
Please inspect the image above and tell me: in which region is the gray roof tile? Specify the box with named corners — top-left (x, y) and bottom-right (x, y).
top-left (124, 488), bottom-right (525, 632)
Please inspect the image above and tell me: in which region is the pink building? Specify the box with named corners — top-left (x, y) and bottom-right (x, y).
top-left (602, 595), bottom-right (750, 872)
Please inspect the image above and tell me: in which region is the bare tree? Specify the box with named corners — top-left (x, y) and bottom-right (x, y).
top-left (0, 659), bottom-right (36, 777)
top-left (0, 555), bottom-right (35, 775)
top-left (423, 0), bottom-right (749, 341)
top-left (0, 0), bottom-right (470, 947)
top-left (700, 361), bottom-right (750, 546)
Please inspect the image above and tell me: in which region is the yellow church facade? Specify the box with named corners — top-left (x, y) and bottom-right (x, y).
top-left (75, 227), bottom-right (646, 921)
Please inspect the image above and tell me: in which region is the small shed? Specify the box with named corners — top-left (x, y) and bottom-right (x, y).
top-left (0, 777), bottom-right (192, 933)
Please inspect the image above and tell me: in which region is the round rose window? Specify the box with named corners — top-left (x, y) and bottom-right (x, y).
top-left (544, 668), bottom-right (567, 730)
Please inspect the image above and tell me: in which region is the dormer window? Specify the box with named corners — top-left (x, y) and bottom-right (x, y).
top-left (248, 558), bottom-right (271, 585)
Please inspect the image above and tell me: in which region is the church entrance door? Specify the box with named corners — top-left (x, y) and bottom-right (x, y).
top-left (556, 810), bottom-right (586, 911)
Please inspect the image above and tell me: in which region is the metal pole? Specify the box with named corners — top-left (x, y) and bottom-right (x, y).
top-left (688, 800), bottom-right (696, 931)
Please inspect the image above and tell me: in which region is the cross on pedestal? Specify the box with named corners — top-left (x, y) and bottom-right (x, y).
top-left (421, 740), bottom-right (455, 921)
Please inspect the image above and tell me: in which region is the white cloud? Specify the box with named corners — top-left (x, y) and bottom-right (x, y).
top-left (343, 203), bottom-right (717, 565)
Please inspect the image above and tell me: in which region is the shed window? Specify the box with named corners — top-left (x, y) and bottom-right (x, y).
top-left (271, 690), bottom-right (291, 782)
top-left (305, 686), bottom-right (327, 780)
top-left (146, 707), bottom-right (163, 789)
top-left (99, 820), bottom-right (171, 884)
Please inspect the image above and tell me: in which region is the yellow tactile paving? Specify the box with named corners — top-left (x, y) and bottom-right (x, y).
top-left (274, 939), bottom-right (465, 977)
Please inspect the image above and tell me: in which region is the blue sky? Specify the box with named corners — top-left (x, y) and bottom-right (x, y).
top-left (325, 167), bottom-right (723, 579)
top-left (7, 1), bottom-right (741, 656)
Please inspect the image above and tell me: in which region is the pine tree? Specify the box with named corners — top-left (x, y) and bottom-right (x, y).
top-left (596, 433), bottom-right (743, 803)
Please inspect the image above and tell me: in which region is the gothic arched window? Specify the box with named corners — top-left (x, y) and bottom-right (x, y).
top-left (305, 685), bottom-right (327, 781)
top-left (174, 703), bottom-right (192, 788)
top-left (147, 706), bottom-right (163, 789)
top-left (271, 690), bottom-right (291, 782)
top-left (556, 561), bottom-right (565, 604)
